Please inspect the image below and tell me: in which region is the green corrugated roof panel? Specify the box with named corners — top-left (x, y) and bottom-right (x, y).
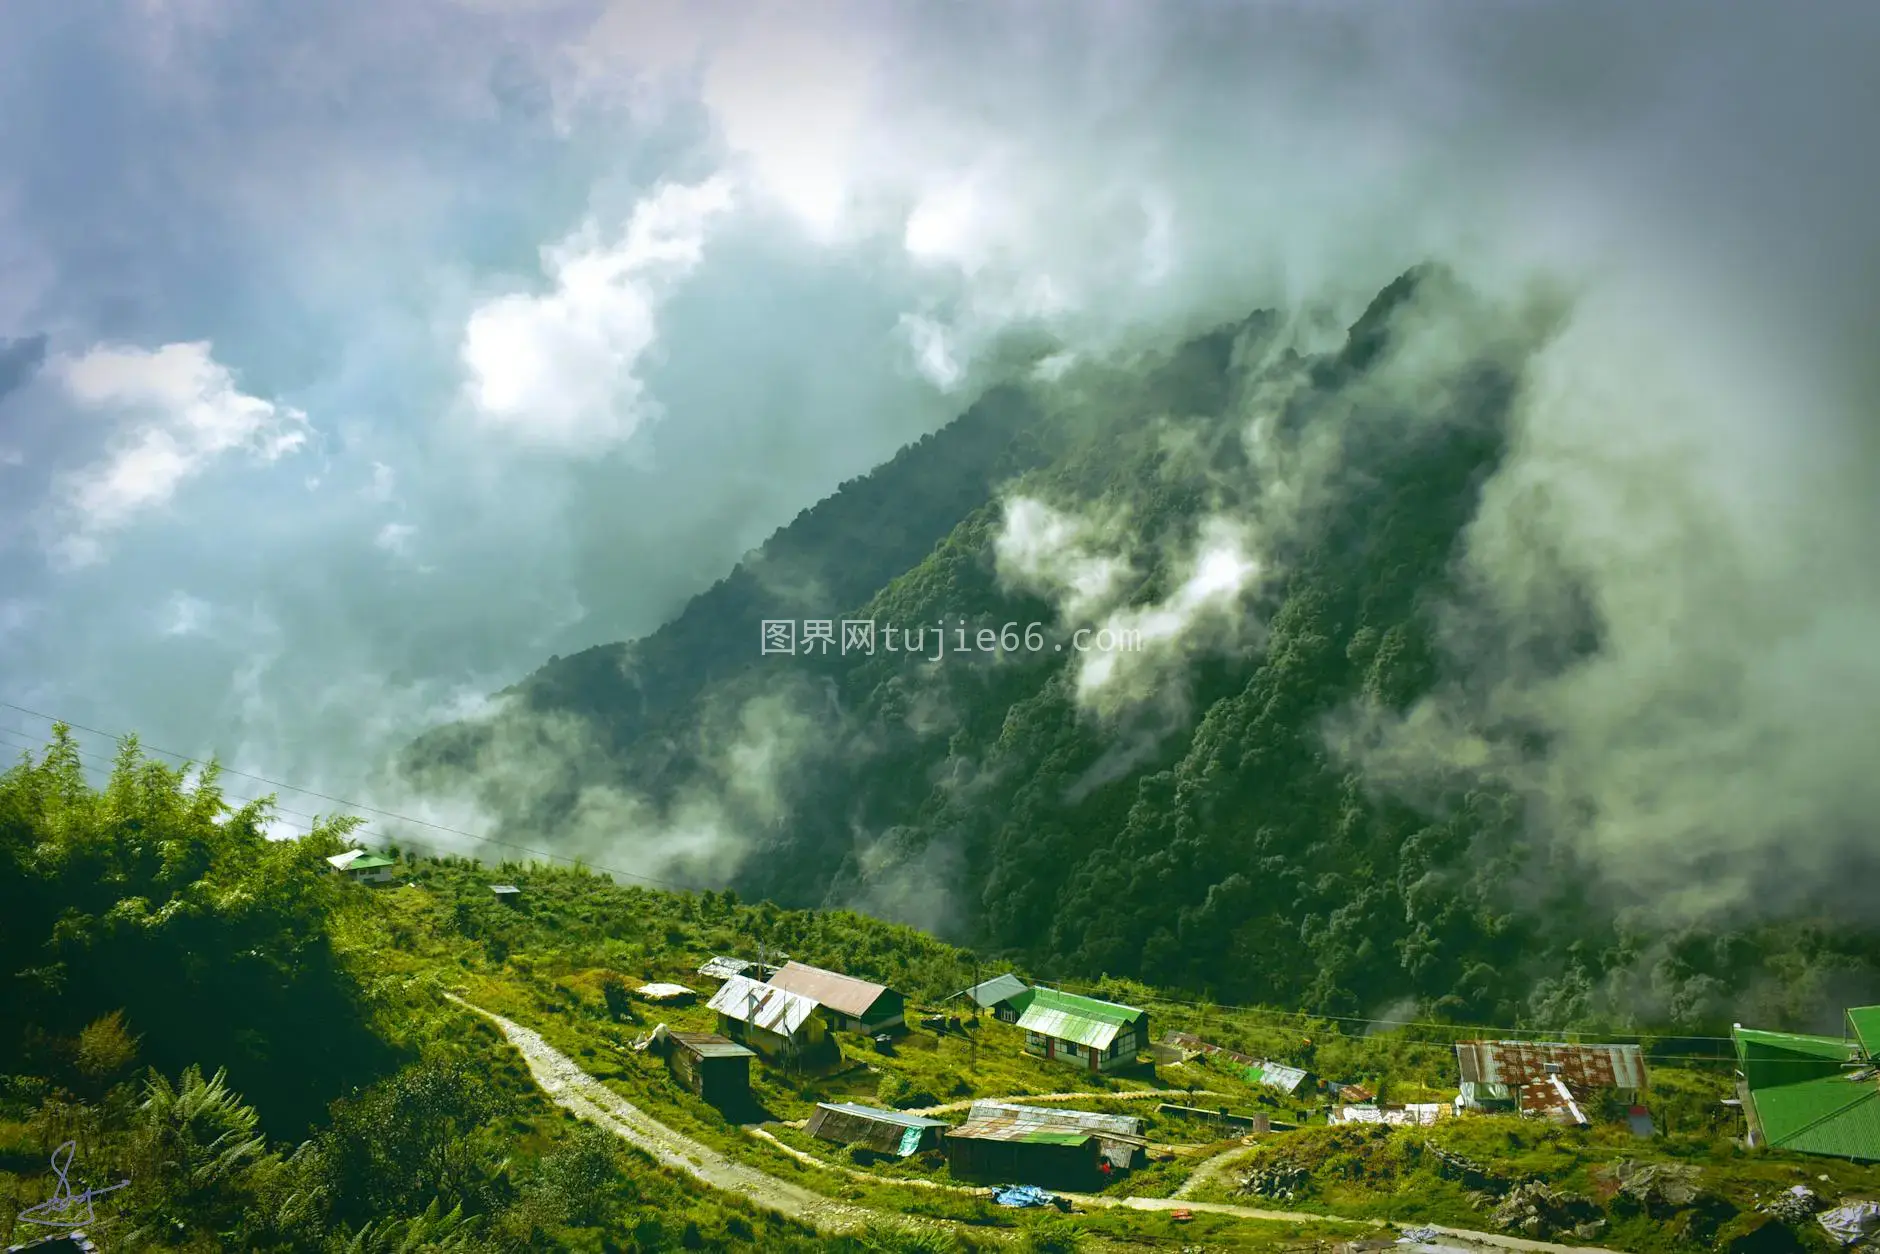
top-left (1735, 1027), bottom-right (1857, 1092)
top-left (1750, 1076), bottom-right (1880, 1161)
top-left (1027, 987), bottom-right (1143, 1026)
top-left (1847, 1007), bottom-right (1880, 1057)
top-left (1016, 987), bottom-right (1144, 1050)
top-left (349, 854), bottom-right (398, 870)
top-left (1008, 1129), bottom-right (1094, 1146)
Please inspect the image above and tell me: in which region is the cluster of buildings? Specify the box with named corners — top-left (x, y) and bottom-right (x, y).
top-left (641, 957), bottom-right (1157, 1185)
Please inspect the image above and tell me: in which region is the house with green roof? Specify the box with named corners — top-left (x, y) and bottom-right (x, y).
top-left (324, 848), bottom-right (398, 884)
top-left (1731, 1006), bottom-right (1880, 1162)
top-left (1016, 987), bottom-right (1148, 1074)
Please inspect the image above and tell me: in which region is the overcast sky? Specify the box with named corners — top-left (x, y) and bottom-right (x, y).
top-left (0, 1), bottom-right (1875, 872)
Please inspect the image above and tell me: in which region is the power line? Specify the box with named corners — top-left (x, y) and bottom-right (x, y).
top-left (0, 702), bottom-right (1764, 1047)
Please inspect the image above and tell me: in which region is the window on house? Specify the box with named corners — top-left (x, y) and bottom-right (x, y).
top-left (1063, 1041), bottom-right (1080, 1057)
top-left (1026, 1031), bottom-right (1045, 1049)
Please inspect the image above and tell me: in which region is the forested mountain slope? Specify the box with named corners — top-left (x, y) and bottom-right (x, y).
top-left (401, 266), bottom-right (1880, 1035)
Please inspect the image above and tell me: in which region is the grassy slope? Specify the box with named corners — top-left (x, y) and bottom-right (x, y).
top-left (340, 854), bottom-right (1880, 1252)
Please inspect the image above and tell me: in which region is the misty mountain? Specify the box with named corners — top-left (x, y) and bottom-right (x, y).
top-left (401, 265), bottom-right (1880, 1034)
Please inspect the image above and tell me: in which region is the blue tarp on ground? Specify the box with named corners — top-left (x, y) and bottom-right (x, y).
top-left (991, 1184), bottom-right (1057, 1208)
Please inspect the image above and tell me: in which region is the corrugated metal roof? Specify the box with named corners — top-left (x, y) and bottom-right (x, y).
top-left (947, 1121), bottom-right (1094, 1147)
top-left (806, 1104), bottom-right (945, 1156)
top-left (767, 961), bottom-right (895, 1019)
top-left (698, 956), bottom-right (753, 980)
top-left (1734, 1023), bottom-right (1880, 1160)
top-left (1017, 989), bottom-right (1143, 1051)
top-left (964, 1101), bottom-right (1144, 1139)
top-left (816, 1102), bottom-right (948, 1129)
top-left (1163, 1031), bottom-right (1307, 1092)
top-left (1251, 1062), bottom-right (1309, 1094)
top-left (1848, 1007), bottom-right (1880, 1058)
top-left (1734, 1027), bottom-right (1857, 1093)
top-left (327, 849), bottom-right (397, 871)
top-left (490, 884), bottom-right (520, 893)
top-left (958, 1101), bottom-right (1145, 1169)
top-left (1163, 1031), bottom-right (1257, 1067)
top-left (669, 1031), bottom-right (755, 1060)
top-left (707, 973), bottom-right (819, 1036)
top-left (1518, 1075), bottom-right (1589, 1126)
top-left (1454, 1041), bottom-right (1648, 1091)
top-left (1744, 1075), bottom-right (1880, 1160)
top-left (962, 973), bottom-right (1031, 1008)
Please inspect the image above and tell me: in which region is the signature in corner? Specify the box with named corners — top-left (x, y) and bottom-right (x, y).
top-left (15, 1140), bottom-right (130, 1229)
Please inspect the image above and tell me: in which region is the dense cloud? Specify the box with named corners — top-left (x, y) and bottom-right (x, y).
top-left (0, 1), bottom-right (1874, 906)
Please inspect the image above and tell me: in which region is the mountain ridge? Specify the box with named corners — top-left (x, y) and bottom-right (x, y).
top-left (398, 264), bottom-right (1880, 1036)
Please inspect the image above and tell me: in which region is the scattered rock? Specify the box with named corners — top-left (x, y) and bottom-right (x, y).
top-left (1490, 1181), bottom-right (1600, 1238)
top-left (1758, 1185), bottom-right (1821, 1225)
top-left (1236, 1158), bottom-right (1309, 1201)
top-left (1608, 1158), bottom-right (1703, 1213)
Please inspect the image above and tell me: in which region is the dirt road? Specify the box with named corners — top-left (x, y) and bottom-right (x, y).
top-left (906, 1087), bottom-right (1233, 1116)
top-left (449, 996), bottom-right (1632, 1254)
top-left (446, 994), bottom-right (879, 1235)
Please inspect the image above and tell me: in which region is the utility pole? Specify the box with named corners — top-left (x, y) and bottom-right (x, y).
top-left (970, 951), bottom-right (979, 1078)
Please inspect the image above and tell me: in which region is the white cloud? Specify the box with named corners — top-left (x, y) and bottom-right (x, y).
top-left (697, 8), bottom-right (877, 240)
top-left (158, 591), bottom-right (212, 637)
top-left (364, 460), bottom-right (396, 502)
top-left (1076, 517), bottom-right (1262, 709)
top-left (375, 521), bottom-right (417, 557)
top-left (897, 314), bottom-right (963, 391)
top-left (46, 341), bottom-right (308, 567)
top-left (993, 496), bottom-right (1133, 624)
top-left (460, 175), bottom-right (735, 452)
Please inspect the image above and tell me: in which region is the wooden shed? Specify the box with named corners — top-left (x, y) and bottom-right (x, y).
top-left (666, 1031), bottom-right (756, 1106)
top-left (943, 1101), bottom-right (1145, 1187)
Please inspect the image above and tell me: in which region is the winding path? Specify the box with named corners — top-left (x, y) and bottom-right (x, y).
top-left (904, 1087), bottom-right (1234, 1116)
top-left (447, 995), bottom-right (1631, 1253)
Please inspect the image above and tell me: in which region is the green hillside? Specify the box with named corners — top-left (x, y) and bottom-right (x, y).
top-left (398, 264), bottom-right (1880, 1036)
top-left (11, 730), bottom-right (1880, 1253)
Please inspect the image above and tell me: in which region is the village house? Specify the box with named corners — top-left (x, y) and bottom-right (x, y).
top-left (765, 960), bottom-right (907, 1035)
top-left (324, 848), bottom-right (397, 884)
top-left (959, 973), bottom-right (1033, 1023)
top-left (943, 1101), bottom-right (1145, 1186)
top-left (665, 1031), bottom-right (756, 1106)
top-left (490, 884), bottom-right (521, 906)
top-left (1016, 987), bottom-right (1148, 1074)
top-left (706, 973), bottom-right (827, 1061)
top-left (1455, 1040), bottom-right (1648, 1125)
top-left (805, 1102), bottom-right (948, 1157)
top-left (1732, 1007), bottom-right (1880, 1161)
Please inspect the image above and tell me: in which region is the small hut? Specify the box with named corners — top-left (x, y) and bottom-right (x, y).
top-left (666, 1031), bottom-right (756, 1106)
top-left (943, 1101), bottom-right (1144, 1186)
top-left (490, 884), bottom-right (521, 906)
